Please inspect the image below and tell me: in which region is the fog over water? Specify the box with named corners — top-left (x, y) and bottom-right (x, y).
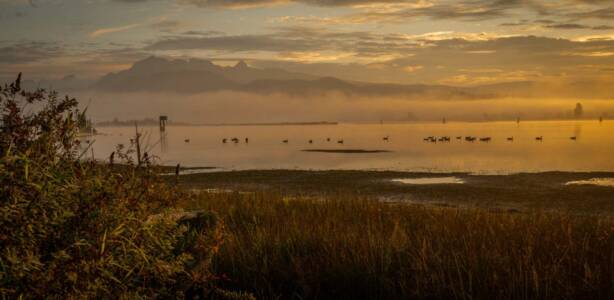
top-left (81, 91), bottom-right (614, 124)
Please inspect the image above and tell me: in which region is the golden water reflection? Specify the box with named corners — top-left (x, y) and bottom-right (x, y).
top-left (91, 120), bottom-right (614, 174)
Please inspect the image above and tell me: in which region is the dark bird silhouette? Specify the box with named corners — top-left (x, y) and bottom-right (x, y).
top-left (309, 140), bottom-right (313, 144)
top-left (326, 138), bottom-right (331, 142)
top-left (245, 138), bottom-right (249, 143)
top-left (283, 139), bottom-right (289, 143)
top-left (222, 138), bottom-right (227, 143)
top-left (535, 136), bottom-right (543, 141)
top-left (383, 136), bottom-right (389, 141)
top-left (507, 137), bottom-right (514, 141)
top-left (337, 139), bottom-right (344, 144)
top-left (184, 139), bottom-right (190, 143)
top-left (570, 136), bottom-right (577, 141)
top-left (480, 137), bottom-right (491, 142)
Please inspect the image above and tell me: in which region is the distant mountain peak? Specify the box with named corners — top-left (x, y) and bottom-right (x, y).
top-left (131, 56), bottom-right (168, 70)
top-left (93, 56), bottom-right (317, 93)
top-left (234, 60), bottom-right (248, 69)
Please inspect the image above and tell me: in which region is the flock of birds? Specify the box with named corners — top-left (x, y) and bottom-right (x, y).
top-left (209, 136), bottom-right (394, 145)
top-left (422, 135), bottom-right (577, 143)
top-left (212, 137), bottom-right (351, 144)
top-left (179, 134), bottom-right (578, 145)
top-left (220, 137), bottom-right (249, 144)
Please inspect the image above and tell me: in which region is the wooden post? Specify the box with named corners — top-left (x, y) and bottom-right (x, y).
top-left (159, 115), bottom-right (168, 132)
top-left (135, 122), bottom-right (141, 166)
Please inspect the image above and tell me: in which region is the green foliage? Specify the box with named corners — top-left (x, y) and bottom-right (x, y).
top-left (0, 74), bottom-right (249, 299)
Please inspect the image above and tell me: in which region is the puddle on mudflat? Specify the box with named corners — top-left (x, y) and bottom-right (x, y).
top-left (565, 178), bottom-right (614, 187)
top-left (391, 177), bottom-right (465, 185)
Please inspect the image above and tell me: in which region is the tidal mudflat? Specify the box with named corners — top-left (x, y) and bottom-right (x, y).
top-left (174, 170), bottom-right (614, 214)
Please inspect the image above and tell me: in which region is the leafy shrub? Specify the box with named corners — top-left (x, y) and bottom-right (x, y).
top-left (0, 74), bottom-right (251, 299)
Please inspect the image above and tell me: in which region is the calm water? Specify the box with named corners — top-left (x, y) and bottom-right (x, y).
top-left (89, 120), bottom-right (614, 174)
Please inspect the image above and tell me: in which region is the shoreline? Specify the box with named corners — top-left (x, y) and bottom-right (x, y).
top-left (94, 118), bottom-right (609, 128)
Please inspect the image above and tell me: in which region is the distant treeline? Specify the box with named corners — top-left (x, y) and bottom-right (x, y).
top-left (200, 121), bottom-right (338, 126)
top-left (96, 117), bottom-right (191, 127)
top-left (97, 118), bottom-right (338, 127)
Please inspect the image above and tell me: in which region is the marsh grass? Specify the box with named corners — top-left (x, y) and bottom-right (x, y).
top-left (186, 191), bottom-right (614, 299)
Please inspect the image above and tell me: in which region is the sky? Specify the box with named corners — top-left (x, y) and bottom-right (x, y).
top-left (1, 0), bottom-right (614, 86)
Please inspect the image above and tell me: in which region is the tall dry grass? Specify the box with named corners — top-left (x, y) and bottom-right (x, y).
top-left (187, 191), bottom-right (614, 299)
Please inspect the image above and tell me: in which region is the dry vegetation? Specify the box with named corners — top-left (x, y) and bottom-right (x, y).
top-left (0, 75), bottom-right (252, 299)
top-left (186, 191), bottom-right (614, 299)
top-left (3, 74), bottom-right (614, 299)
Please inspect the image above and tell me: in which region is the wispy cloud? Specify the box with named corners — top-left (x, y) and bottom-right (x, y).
top-left (89, 23), bottom-right (143, 39)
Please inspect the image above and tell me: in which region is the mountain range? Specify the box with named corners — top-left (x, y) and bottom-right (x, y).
top-left (22, 56), bottom-right (612, 99)
top-left (92, 56), bottom-right (496, 99)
